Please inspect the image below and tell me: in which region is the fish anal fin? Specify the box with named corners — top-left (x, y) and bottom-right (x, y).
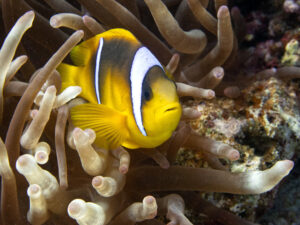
top-left (70, 103), bottom-right (128, 150)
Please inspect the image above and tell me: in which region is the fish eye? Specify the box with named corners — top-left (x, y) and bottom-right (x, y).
top-left (144, 88), bottom-right (152, 101)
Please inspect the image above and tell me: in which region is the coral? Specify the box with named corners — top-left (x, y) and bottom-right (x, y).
top-left (283, 0), bottom-right (300, 13)
top-left (0, 1), bottom-right (298, 225)
top-left (179, 77), bottom-right (300, 221)
top-left (281, 38), bottom-right (300, 66)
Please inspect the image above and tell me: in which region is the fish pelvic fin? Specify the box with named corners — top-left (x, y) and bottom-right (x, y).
top-left (70, 103), bottom-right (129, 150)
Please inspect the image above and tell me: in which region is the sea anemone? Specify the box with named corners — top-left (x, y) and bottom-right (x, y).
top-left (0, 0), bottom-right (298, 224)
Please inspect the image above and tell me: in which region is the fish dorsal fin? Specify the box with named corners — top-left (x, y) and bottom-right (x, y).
top-left (104, 28), bottom-right (137, 42)
top-left (70, 103), bottom-right (129, 150)
top-left (70, 29), bottom-right (138, 67)
top-left (70, 43), bottom-right (91, 66)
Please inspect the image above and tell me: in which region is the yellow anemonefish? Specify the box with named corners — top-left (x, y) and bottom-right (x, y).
top-left (58, 28), bottom-right (181, 150)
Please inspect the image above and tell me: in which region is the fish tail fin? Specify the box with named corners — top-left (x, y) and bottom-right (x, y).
top-left (57, 63), bottom-right (82, 91)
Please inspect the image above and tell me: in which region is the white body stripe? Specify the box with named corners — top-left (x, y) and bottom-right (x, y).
top-left (130, 47), bottom-right (163, 136)
top-left (95, 37), bottom-right (104, 104)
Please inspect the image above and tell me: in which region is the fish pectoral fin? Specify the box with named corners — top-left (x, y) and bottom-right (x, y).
top-left (70, 44), bottom-right (91, 66)
top-left (70, 103), bottom-right (128, 149)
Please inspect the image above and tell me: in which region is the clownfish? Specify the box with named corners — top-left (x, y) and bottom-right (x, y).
top-left (58, 28), bottom-right (181, 150)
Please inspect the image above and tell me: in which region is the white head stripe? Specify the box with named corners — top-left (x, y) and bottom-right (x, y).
top-left (130, 46), bottom-right (164, 136)
top-left (95, 38), bottom-right (104, 104)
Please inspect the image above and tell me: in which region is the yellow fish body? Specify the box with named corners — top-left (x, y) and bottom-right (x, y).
top-left (58, 28), bottom-right (181, 150)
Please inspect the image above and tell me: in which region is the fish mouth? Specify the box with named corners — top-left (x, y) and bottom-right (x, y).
top-left (154, 103), bottom-right (181, 132)
top-left (161, 103), bottom-right (181, 114)
top-left (165, 106), bottom-right (178, 112)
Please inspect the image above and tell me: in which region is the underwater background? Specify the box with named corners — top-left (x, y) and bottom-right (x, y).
top-left (0, 0), bottom-right (299, 224)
